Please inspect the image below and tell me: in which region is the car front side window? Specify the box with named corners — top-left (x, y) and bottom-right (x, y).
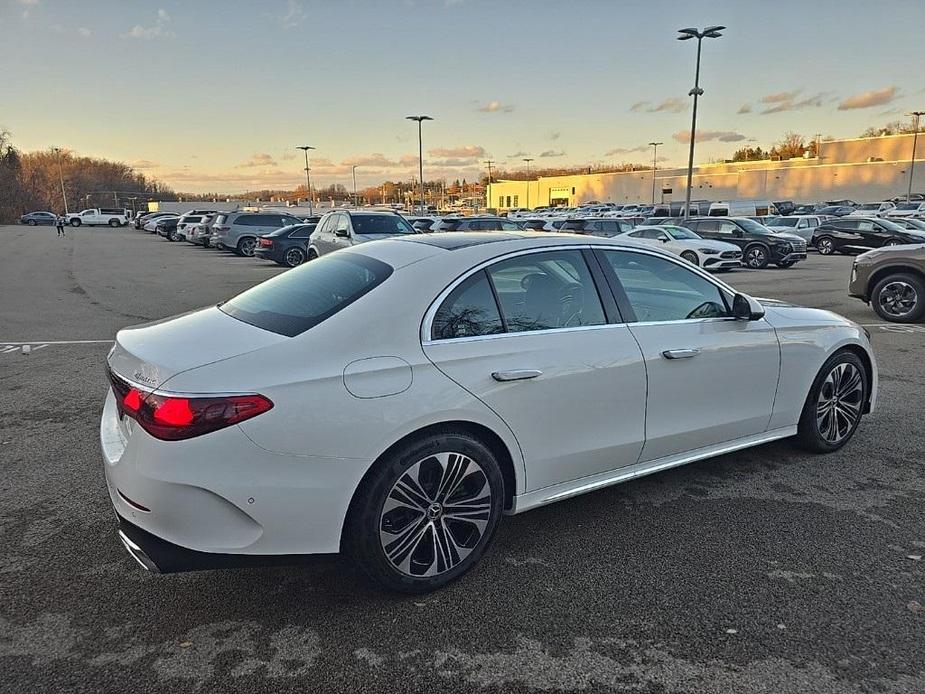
top-left (601, 250), bottom-right (729, 323)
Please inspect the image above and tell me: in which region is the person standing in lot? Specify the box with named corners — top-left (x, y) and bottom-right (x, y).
top-left (55, 215), bottom-right (66, 237)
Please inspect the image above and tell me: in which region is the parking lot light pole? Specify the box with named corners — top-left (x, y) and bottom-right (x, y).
top-left (484, 159), bottom-right (494, 212)
top-left (648, 142), bottom-right (662, 205)
top-left (406, 115), bottom-right (433, 214)
top-left (523, 158), bottom-right (534, 209)
top-left (352, 165), bottom-right (358, 208)
top-left (296, 146), bottom-right (315, 216)
top-left (677, 25), bottom-right (725, 218)
top-left (907, 111), bottom-right (924, 202)
top-left (52, 147), bottom-right (69, 214)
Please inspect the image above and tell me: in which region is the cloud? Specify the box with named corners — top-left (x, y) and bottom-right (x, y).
top-left (236, 153), bottom-right (278, 168)
top-left (77, 27), bottom-right (91, 36)
top-left (548, 131), bottom-right (560, 141)
top-left (758, 90), bottom-right (831, 114)
top-left (605, 145), bottom-right (650, 156)
top-left (672, 129), bottom-right (747, 144)
top-left (280, 0), bottom-right (306, 29)
top-left (737, 103), bottom-right (753, 114)
top-left (508, 151), bottom-right (528, 158)
top-left (341, 153), bottom-right (398, 167)
top-left (538, 150), bottom-right (565, 158)
top-left (430, 158), bottom-right (480, 167)
top-left (129, 159), bottom-right (160, 170)
top-left (630, 98), bottom-right (687, 114)
top-left (838, 86), bottom-right (900, 111)
top-left (477, 100), bottom-right (514, 113)
top-left (428, 145), bottom-right (484, 159)
top-left (123, 8), bottom-right (174, 39)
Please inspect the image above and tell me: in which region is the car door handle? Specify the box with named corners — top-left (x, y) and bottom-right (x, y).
top-left (661, 348), bottom-right (701, 360)
top-left (491, 369), bottom-right (543, 382)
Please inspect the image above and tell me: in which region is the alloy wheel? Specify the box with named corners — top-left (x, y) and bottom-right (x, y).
top-left (240, 238), bottom-right (257, 256)
top-left (818, 238), bottom-right (834, 255)
top-left (746, 247), bottom-right (766, 268)
top-left (285, 248), bottom-right (305, 267)
top-left (379, 452), bottom-right (492, 578)
top-left (877, 280), bottom-right (918, 318)
top-left (815, 362), bottom-right (864, 445)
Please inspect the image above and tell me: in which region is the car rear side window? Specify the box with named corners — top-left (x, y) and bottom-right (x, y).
top-left (431, 272), bottom-right (503, 340)
top-left (219, 253), bottom-right (393, 337)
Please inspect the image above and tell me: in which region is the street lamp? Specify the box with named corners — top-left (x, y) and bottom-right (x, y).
top-left (677, 25), bottom-right (725, 218)
top-left (351, 165), bottom-right (358, 208)
top-left (907, 111), bottom-right (924, 202)
top-left (523, 158), bottom-right (534, 209)
top-left (648, 142), bottom-right (663, 205)
top-left (296, 145), bottom-right (315, 215)
top-left (51, 147), bottom-right (69, 214)
top-left (406, 115), bottom-right (433, 214)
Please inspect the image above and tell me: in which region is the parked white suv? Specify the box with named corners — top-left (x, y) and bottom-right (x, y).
top-left (66, 208), bottom-right (129, 227)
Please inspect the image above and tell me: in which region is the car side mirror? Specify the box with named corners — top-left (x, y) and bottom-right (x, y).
top-left (334, 228), bottom-right (349, 238)
top-left (732, 293), bottom-right (765, 321)
top-left (659, 236), bottom-right (669, 242)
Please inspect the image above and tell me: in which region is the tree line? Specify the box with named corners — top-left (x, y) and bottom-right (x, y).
top-left (0, 131), bottom-right (175, 223)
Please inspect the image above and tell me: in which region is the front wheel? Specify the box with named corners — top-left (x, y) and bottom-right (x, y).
top-left (795, 350), bottom-right (868, 453)
top-left (816, 237), bottom-right (835, 255)
top-left (744, 245), bottom-right (769, 269)
top-left (871, 272), bottom-right (925, 323)
top-left (346, 430), bottom-right (504, 593)
top-left (680, 250), bottom-right (699, 266)
top-left (27, 220), bottom-right (37, 226)
top-left (284, 247), bottom-right (306, 267)
top-left (70, 219), bottom-right (81, 227)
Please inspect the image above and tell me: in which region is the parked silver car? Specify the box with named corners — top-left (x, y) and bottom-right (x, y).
top-left (307, 210), bottom-right (418, 259)
top-left (210, 211), bottom-right (304, 256)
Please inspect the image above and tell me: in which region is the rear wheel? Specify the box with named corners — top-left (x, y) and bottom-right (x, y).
top-left (70, 219), bottom-right (81, 227)
top-left (816, 237), bottom-right (835, 255)
top-left (680, 250), bottom-right (699, 266)
top-left (744, 244), bottom-right (769, 269)
top-left (795, 350), bottom-right (868, 453)
top-left (108, 219), bottom-right (120, 228)
top-left (237, 237), bottom-right (257, 257)
top-left (346, 430), bottom-right (504, 593)
top-left (284, 247), bottom-right (306, 267)
top-left (871, 272), bottom-right (925, 323)
top-left (27, 220), bottom-right (37, 226)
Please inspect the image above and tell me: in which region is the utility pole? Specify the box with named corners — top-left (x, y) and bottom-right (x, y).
top-left (648, 142), bottom-right (662, 205)
top-left (406, 115), bottom-right (433, 214)
top-left (907, 111), bottom-right (924, 202)
top-left (52, 147), bottom-right (69, 214)
top-left (677, 26), bottom-right (725, 218)
top-left (522, 158), bottom-right (534, 209)
top-left (296, 145), bottom-right (315, 215)
top-left (484, 159), bottom-right (494, 210)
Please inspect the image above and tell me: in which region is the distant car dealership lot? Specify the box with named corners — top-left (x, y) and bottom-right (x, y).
top-left (1, 224), bottom-right (923, 693)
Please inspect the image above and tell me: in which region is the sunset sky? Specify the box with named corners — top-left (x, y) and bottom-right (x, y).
top-left (2, 0), bottom-right (924, 193)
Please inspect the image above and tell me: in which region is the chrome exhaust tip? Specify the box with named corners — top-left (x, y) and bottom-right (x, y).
top-left (118, 530), bottom-right (160, 572)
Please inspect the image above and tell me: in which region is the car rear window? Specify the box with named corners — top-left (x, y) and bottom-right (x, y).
top-left (219, 253), bottom-right (393, 337)
top-left (351, 214), bottom-right (415, 235)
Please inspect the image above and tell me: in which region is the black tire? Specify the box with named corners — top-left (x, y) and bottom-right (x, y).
top-left (284, 247), bottom-right (305, 267)
top-left (202, 237), bottom-right (210, 248)
top-left (166, 230), bottom-right (177, 241)
top-left (237, 237), bottom-right (257, 257)
top-left (27, 220), bottom-right (37, 226)
top-left (795, 350), bottom-right (868, 453)
top-left (680, 250), bottom-right (699, 266)
top-left (870, 272), bottom-right (925, 323)
top-left (70, 219), bottom-right (81, 227)
top-left (816, 237), bottom-right (835, 255)
top-left (307, 248), bottom-right (319, 261)
top-left (744, 244), bottom-right (770, 269)
top-left (345, 429), bottom-right (505, 593)
top-left (108, 219), bottom-right (120, 228)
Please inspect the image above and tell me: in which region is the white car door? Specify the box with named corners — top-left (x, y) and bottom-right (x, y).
top-left (596, 247), bottom-right (780, 462)
top-left (423, 248), bottom-right (647, 491)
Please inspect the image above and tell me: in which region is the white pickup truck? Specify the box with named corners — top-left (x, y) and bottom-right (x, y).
top-left (66, 208), bottom-right (129, 227)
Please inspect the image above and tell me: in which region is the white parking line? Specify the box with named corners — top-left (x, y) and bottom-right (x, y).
top-left (0, 340), bottom-right (113, 344)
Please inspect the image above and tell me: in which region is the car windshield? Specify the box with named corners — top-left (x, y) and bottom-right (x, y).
top-left (220, 253), bottom-right (393, 337)
top-left (878, 218), bottom-right (915, 233)
top-left (664, 226), bottom-right (699, 240)
top-left (351, 214), bottom-right (416, 235)
top-left (895, 203), bottom-right (920, 210)
top-left (735, 218), bottom-right (774, 234)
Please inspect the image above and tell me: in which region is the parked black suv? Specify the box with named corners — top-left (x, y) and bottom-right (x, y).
top-left (560, 218), bottom-right (633, 237)
top-left (679, 217), bottom-right (807, 269)
top-left (812, 217), bottom-right (925, 255)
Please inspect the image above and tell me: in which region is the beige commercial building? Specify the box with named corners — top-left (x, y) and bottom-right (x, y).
top-left (487, 133), bottom-right (925, 210)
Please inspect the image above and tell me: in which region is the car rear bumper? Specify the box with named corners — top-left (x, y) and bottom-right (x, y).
top-left (254, 247), bottom-right (282, 262)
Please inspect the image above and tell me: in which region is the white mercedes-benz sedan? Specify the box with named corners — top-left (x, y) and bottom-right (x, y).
top-left (101, 232), bottom-right (877, 592)
top-left (621, 225), bottom-right (743, 270)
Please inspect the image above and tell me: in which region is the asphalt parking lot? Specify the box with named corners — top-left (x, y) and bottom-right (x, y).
top-left (1, 223), bottom-right (923, 694)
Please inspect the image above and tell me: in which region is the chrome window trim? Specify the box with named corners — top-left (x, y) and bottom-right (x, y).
top-left (420, 242), bottom-right (740, 345)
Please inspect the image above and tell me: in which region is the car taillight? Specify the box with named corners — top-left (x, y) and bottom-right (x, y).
top-left (259, 238), bottom-right (272, 247)
top-left (109, 369), bottom-right (272, 441)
